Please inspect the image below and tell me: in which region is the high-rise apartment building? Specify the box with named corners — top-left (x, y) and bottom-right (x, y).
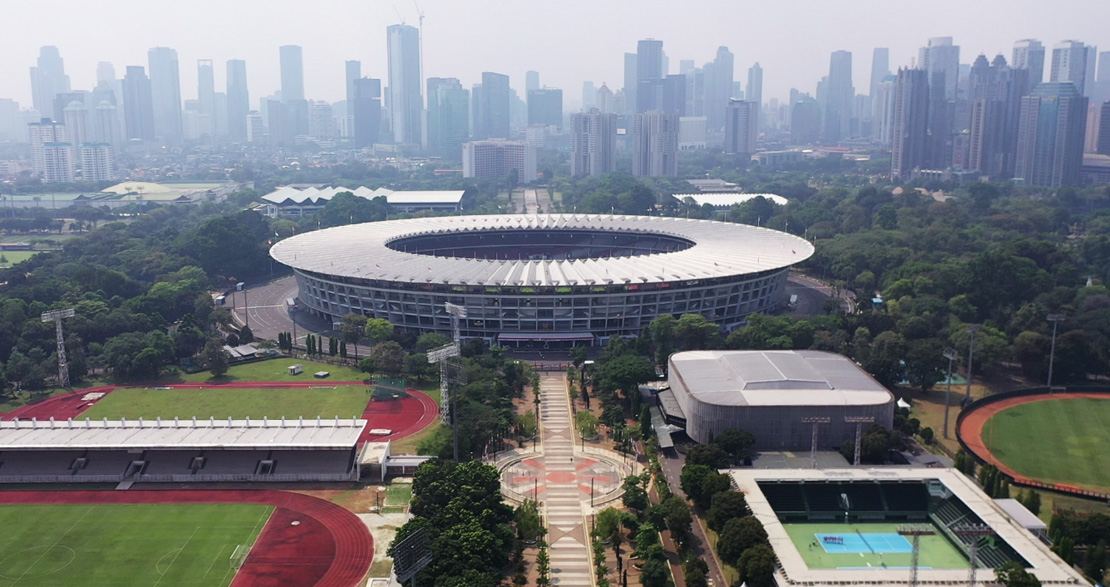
top-left (92, 101), bottom-right (121, 149)
top-left (919, 37), bottom-right (960, 100)
top-left (636, 40), bottom-right (666, 113)
top-left (308, 101), bottom-right (336, 141)
top-left (724, 99), bottom-right (758, 156)
top-left (582, 82), bottom-right (596, 111)
top-left (1051, 41), bottom-right (1090, 96)
top-left (746, 63), bottom-right (763, 110)
top-left (197, 60), bottom-right (216, 136)
top-left (427, 77), bottom-right (467, 157)
top-left (477, 72), bottom-right (510, 139)
top-left (569, 110), bottom-right (617, 177)
top-left (122, 66), bottom-right (156, 141)
top-left (63, 101), bottom-right (89, 156)
top-left (704, 47), bottom-right (734, 130)
top-left (824, 50), bottom-right (854, 143)
top-left (30, 46), bottom-right (71, 117)
top-left (462, 139), bottom-right (536, 184)
top-left (80, 143), bottom-right (114, 181)
top-left (148, 47), bottom-right (183, 144)
top-left (1098, 102), bottom-right (1110, 155)
top-left (623, 53), bottom-right (638, 115)
top-left (352, 78), bottom-right (383, 148)
top-left (966, 55), bottom-right (1028, 178)
top-left (387, 24), bottom-right (423, 145)
top-left (891, 68), bottom-right (930, 180)
top-left (1013, 39), bottom-right (1046, 87)
top-left (527, 88), bottom-right (563, 129)
top-left (344, 60), bottom-right (361, 138)
top-left (279, 45), bottom-right (305, 102)
top-left (246, 111), bottom-right (265, 144)
top-left (872, 75), bottom-right (897, 146)
top-left (1015, 82), bottom-right (1088, 187)
top-left (226, 60), bottom-right (249, 141)
top-left (28, 119), bottom-right (73, 182)
top-left (632, 111), bottom-right (679, 177)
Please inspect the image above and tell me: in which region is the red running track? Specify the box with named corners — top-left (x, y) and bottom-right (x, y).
top-left (2, 384), bottom-right (439, 445)
top-left (0, 489), bottom-right (372, 587)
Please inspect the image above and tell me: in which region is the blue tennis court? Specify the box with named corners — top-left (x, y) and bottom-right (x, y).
top-left (816, 533), bottom-right (913, 554)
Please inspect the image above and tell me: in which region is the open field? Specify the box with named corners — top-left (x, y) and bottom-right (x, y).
top-left (80, 387), bottom-right (372, 420)
top-left (0, 503), bottom-right (271, 587)
top-left (783, 522), bottom-right (968, 570)
top-left (984, 397), bottom-right (1110, 493)
top-left (0, 251), bottom-right (40, 266)
top-left (178, 358), bottom-right (366, 383)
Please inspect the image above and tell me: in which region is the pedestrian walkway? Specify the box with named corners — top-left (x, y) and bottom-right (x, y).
top-left (537, 375), bottom-right (593, 587)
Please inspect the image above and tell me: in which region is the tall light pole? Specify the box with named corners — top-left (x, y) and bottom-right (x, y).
top-left (942, 348), bottom-right (959, 439)
top-left (1046, 313), bottom-right (1066, 390)
top-left (964, 325), bottom-right (980, 401)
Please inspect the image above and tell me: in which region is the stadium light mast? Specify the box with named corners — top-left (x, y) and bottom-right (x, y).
top-left (942, 347), bottom-right (959, 439)
top-left (964, 324), bottom-right (980, 401)
top-left (427, 302), bottom-right (468, 461)
top-left (1046, 313), bottom-right (1066, 390)
top-left (801, 416), bottom-right (830, 469)
top-left (41, 308), bottom-right (75, 388)
top-left (898, 524), bottom-right (936, 587)
top-left (953, 524), bottom-right (995, 587)
top-left (844, 416), bottom-right (874, 466)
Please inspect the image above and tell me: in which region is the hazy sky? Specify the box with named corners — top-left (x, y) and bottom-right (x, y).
top-left (5, 0), bottom-right (1108, 110)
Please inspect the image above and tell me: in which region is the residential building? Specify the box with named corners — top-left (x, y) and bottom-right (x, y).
top-left (1013, 39), bottom-right (1046, 87)
top-left (724, 99), bottom-right (758, 156)
top-left (122, 66), bottom-right (156, 141)
top-left (462, 139), bottom-right (536, 184)
top-left (477, 72), bottom-right (510, 139)
top-left (1051, 41), bottom-right (1089, 96)
top-left (891, 68), bottom-right (930, 180)
top-left (632, 111), bottom-right (679, 177)
top-left (569, 110), bottom-right (617, 176)
top-left (1098, 102), bottom-right (1110, 155)
top-left (62, 101), bottom-right (89, 156)
top-left (623, 52), bottom-right (638, 115)
top-left (582, 81), bottom-right (596, 111)
top-left (79, 143), bottom-right (114, 181)
top-left (747, 63), bottom-right (763, 111)
top-left (92, 100), bottom-right (121, 149)
top-left (919, 37), bottom-right (960, 100)
top-left (308, 101), bottom-right (336, 141)
top-left (148, 47), bottom-right (183, 143)
top-left (387, 24), bottom-right (423, 145)
top-left (679, 116), bottom-right (707, 150)
top-left (197, 60), bottom-right (216, 136)
top-left (427, 77), bottom-right (468, 157)
top-left (29, 46), bottom-right (70, 116)
top-left (1015, 82), bottom-right (1088, 186)
top-left (246, 111), bottom-right (265, 144)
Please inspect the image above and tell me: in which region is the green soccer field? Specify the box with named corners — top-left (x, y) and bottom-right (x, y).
top-left (179, 359), bottom-right (367, 384)
top-left (0, 503), bottom-right (271, 586)
top-left (782, 522), bottom-right (969, 570)
top-left (80, 387), bottom-right (372, 420)
top-left (984, 397), bottom-right (1110, 492)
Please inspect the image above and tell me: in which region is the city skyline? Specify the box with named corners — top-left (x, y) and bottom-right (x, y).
top-left (3, 0), bottom-right (1108, 110)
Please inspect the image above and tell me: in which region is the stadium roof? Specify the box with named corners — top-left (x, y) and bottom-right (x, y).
top-left (669, 350), bottom-right (893, 407)
top-left (270, 214), bottom-right (814, 287)
top-left (0, 417), bottom-right (366, 450)
top-left (673, 193), bottom-right (789, 207)
top-left (261, 185), bottom-right (463, 206)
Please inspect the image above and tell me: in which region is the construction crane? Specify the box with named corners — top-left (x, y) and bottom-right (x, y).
top-left (392, 3), bottom-right (406, 25)
top-left (414, 1), bottom-right (425, 94)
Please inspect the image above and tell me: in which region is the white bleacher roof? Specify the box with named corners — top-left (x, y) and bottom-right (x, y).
top-left (0, 417), bottom-right (366, 450)
top-left (673, 192), bottom-right (788, 207)
top-left (261, 185), bottom-right (463, 206)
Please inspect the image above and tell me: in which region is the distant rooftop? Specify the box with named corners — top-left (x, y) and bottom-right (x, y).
top-left (673, 193), bottom-right (788, 208)
top-left (261, 185), bottom-right (464, 206)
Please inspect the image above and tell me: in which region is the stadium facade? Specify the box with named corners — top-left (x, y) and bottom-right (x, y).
top-left (665, 350), bottom-right (895, 448)
top-left (269, 214), bottom-right (815, 346)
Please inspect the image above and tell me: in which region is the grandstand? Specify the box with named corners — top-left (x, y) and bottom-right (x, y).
top-left (732, 468), bottom-right (1086, 586)
top-left (0, 417), bottom-right (366, 484)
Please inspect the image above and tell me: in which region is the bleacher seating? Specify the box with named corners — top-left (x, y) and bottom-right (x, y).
top-left (928, 497), bottom-right (1027, 569)
top-left (841, 483), bottom-right (884, 512)
top-left (74, 451), bottom-right (133, 476)
top-left (199, 451), bottom-right (266, 475)
top-left (760, 483), bottom-right (807, 513)
top-left (142, 452), bottom-right (200, 475)
top-left (805, 484), bottom-right (847, 512)
top-left (881, 483), bottom-right (929, 511)
top-left (0, 451), bottom-right (83, 476)
top-left (271, 450), bottom-right (354, 476)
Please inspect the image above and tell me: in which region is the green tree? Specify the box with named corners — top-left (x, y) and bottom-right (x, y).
top-left (680, 465), bottom-right (713, 506)
top-left (514, 499), bottom-right (545, 543)
top-left (238, 324), bottom-right (254, 343)
top-left (706, 490), bottom-right (748, 532)
top-left (662, 496), bottom-right (693, 548)
top-left (864, 330), bottom-right (907, 388)
top-left (638, 558), bottom-right (669, 587)
top-left (1084, 539), bottom-right (1107, 583)
top-left (716, 516), bottom-right (768, 566)
top-left (712, 428), bottom-right (756, 463)
top-left (994, 562), bottom-right (1042, 587)
top-left (364, 318), bottom-right (395, 344)
top-left (368, 341), bottom-right (406, 377)
top-left (737, 543), bottom-right (777, 587)
top-left (684, 444), bottom-right (730, 469)
top-left (338, 313), bottom-right (367, 360)
top-left (673, 313), bottom-right (720, 350)
top-left (203, 338), bottom-right (228, 378)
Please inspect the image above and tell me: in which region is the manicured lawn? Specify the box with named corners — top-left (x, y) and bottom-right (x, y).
top-left (0, 250), bottom-right (40, 266)
top-left (783, 522), bottom-right (968, 570)
top-left (179, 358), bottom-right (367, 383)
top-left (985, 397), bottom-right (1110, 492)
top-left (80, 387), bottom-right (372, 420)
top-left (0, 503), bottom-right (271, 586)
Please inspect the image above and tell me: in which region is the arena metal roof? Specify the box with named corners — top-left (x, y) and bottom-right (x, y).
top-left (673, 192), bottom-right (789, 207)
top-left (261, 186), bottom-right (464, 206)
top-left (0, 417), bottom-right (366, 450)
top-left (269, 214), bottom-right (814, 287)
top-left (669, 350), bottom-right (894, 407)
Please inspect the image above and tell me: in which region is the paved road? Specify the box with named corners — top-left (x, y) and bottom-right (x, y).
top-left (785, 272), bottom-right (856, 315)
top-left (658, 446), bottom-right (728, 587)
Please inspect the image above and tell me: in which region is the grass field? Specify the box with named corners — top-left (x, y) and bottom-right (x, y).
top-left (80, 387), bottom-right (372, 420)
top-left (783, 522), bottom-right (968, 570)
top-left (0, 251), bottom-right (40, 267)
top-left (985, 397), bottom-right (1110, 492)
top-left (0, 503), bottom-right (271, 586)
top-left (178, 358), bottom-right (367, 384)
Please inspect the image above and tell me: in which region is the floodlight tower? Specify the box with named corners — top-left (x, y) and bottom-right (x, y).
top-left (954, 524), bottom-right (995, 587)
top-left (802, 416), bottom-right (830, 468)
top-left (41, 308), bottom-right (75, 388)
top-left (942, 347), bottom-right (959, 438)
top-left (898, 524), bottom-right (936, 587)
top-left (427, 302), bottom-right (469, 460)
top-left (844, 416), bottom-right (875, 466)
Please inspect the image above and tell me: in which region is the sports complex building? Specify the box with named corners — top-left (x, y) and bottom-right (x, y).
top-left (662, 350), bottom-right (895, 449)
top-left (733, 468), bottom-right (1086, 586)
top-left (270, 214), bottom-right (814, 346)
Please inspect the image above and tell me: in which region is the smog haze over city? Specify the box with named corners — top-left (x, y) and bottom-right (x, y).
top-left (3, 0), bottom-right (1108, 106)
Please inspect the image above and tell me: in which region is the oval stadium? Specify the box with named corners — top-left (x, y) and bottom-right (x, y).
top-left (270, 214), bottom-right (815, 346)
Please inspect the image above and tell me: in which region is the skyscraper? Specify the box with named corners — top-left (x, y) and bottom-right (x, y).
top-left (28, 119), bottom-right (72, 182)
top-left (387, 24), bottom-right (423, 145)
top-left (636, 39), bottom-right (665, 113)
top-left (632, 112), bottom-right (679, 177)
top-left (1098, 101), bottom-right (1110, 155)
top-left (870, 48), bottom-right (891, 97)
top-left (63, 101), bottom-right (89, 155)
top-left (462, 139), bottom-right (536, 184)
top-left (526, 71), bottom-right (540, 93)
top-left (824, 50), bottom-right (854, 143)
top-left (477, 72), bottom-right (510, 139)
top-left (724, 99), bottom-right (758, 156)
top-left (570, 110), bottom-right (616, 177)
top-left (196, 60), bottom-right (216, 139)
top-left (790, 97), bottom-right (821, 145)
top-left (147, 47), bottom-right (183, 144)
top-left (704, 47), bottom-right (734, 130)
top-left (623, 53), bottom-right (638, 114)
top-left (279, 45), bottom-right (305, 102)
top-left (226, 60), bottom-right (249, 141)
top-left (345, 60), bottom-right (361, 137)
top-left (30, 46), bottom-right (71, 117)
top-left (747, 63), bottom-right (763, 109)
top-left (427, 77), bottom-right (467, 156)
top-left (966, 54), bottom-right (1028, 178)
top-left (891, 68), bottom-right (930, 180)
top-left (96, 62), bottom-right (116, 87)
top-left (527, 88), bottom-right (563, 129)
top-left (919, 37), bottom-right (960, 100)
top-left (1013, 39), bottom-right (1046, 87)
top-left (582, 82), bottom-right (596, 111)
top-left (352, 77), bottom-right (383, 148)
top-left (1051, 41), bottom-right (1089, 96)
top-left (122, 66), bottom-right (156, 141)
top-left (1015, 82), bottom-right (1087, 187)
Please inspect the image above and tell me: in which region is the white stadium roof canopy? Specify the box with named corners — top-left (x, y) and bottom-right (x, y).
top-left (269, 214), bottom-right (815, 288)
top-left (261, 185), bottom-right (463, 206)
top-left (673, 193), bottom-right (789, 207)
